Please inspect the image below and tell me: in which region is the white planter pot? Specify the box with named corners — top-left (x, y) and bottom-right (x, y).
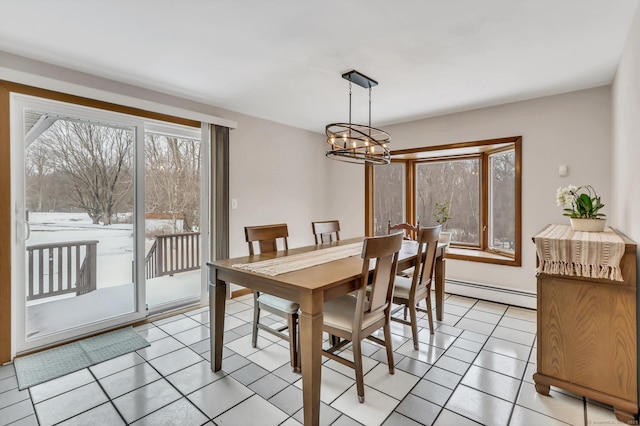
top-left (570, 218), bottom-right (606, 232)
top-left (439, 231), bottom-right (452, 247)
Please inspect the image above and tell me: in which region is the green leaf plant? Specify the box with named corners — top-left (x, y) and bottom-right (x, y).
top-left (556, 185), bottom-right (605, 219)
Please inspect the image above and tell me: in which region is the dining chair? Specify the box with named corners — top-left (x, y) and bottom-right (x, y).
top-left (311, 219), bottom-right (340, 244)
top-left (245, 224), bottom-right (300, 372)
top-left (387, 219), bottom-right (420, 241)
top-left (388, 219), bottom-right (420, 276)
top-left (322, 232), bottom-right (403, 403)
top-left (391, 225), bottom-right (441, 349)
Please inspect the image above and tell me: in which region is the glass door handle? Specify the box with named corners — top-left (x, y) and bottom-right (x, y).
top-left (24, 221), bottom-right (31, 241)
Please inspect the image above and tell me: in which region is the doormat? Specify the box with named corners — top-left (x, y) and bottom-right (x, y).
top-left (14, 327), bottom-right (150, 390)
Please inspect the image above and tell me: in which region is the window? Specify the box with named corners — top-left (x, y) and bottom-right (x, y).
top-left (488, 149), bottom-right (516, 255)
top-left (373, 161), bottom-right (405, 236)
top-left (367, 136), bottom-right (521, 266)
top-left (415, 158), bottom-right (480, 245)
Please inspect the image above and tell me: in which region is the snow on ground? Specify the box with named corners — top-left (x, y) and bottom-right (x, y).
top-left (23, 212), bottom-right (202, 338)
top-left (29, 212), bottom-right (140, 289)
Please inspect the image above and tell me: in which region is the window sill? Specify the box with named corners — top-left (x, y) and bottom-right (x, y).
top-left (445, 247), bottom-right (520, 266)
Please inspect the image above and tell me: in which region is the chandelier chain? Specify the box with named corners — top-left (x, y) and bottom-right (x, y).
top-left (369, 86), bottom-right (372, 132)
top-left (349, 81), bottom-right (352, 128)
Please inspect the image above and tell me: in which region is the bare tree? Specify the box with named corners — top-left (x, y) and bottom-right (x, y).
top-left (490, 151), bottom-right (515, 247)
top-left (373, 162), bottom-right (405, 235)
top-left (36, 120), bottom-right (133, 225)
top-left (25, 119), bottom-right (201, 230)
top-left (25, 142), bottom-right (52, 212)
top-left (145, 134), bottom-right (200, 233)
top-left (415, 159), bottom-right (480, 244)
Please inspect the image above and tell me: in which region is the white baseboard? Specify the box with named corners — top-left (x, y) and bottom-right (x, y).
top-left (229, 280), bottom-right (537, 309)
top-left (445, 279), bottom-right (537, 310)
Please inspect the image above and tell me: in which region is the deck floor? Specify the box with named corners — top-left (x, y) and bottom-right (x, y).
top-left (26, 270), bottom-right (201, 338)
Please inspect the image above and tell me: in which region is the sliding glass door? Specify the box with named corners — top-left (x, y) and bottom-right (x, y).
top-left (11, 94), bottom-right (206, 354)
top-left (144, 123), bottom-right (203, 311)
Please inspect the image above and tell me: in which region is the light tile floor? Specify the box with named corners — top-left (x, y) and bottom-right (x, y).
top-left (0, 293), bottom-right (630, 426)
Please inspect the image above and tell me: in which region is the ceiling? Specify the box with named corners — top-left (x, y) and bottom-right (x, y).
top-left (0, 0), bottom-right (638, 133)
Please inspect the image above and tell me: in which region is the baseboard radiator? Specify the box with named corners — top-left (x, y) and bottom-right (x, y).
top-left (231, 279), bottom-right (537, 309)
top-left (444, 279), bottom-right (536, 310)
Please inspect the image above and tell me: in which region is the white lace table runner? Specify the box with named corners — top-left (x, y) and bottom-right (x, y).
top-left (232, 242), bottom-right (363, 276)
top-left (534, 224), bottom-right (625, 281)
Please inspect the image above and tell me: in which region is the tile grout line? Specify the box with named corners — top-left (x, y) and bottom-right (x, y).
top-left (502, 309), bottom-right (533, 426)
top-left (1, 379), bottom-right (36, 426)
top-left (371, 294), bottom-right (480, 425)
top-left (377, 295), bottom-right (450, 425)
top-left (199, 315), bottom-right (306, 425)
top-left (26, 375), bottom-right (41, 426)
top-left (428, 297), bottom-right (497, 425)
top-left (3, 295), bottom-right (620, 426)
top-left (86, 366), bottom-right (128, 425)
top-left (60, 322), bottom-right (209, 425)
top-left (132, 340), bottom-right (213, 425)
top-left (427, 298), bottom-right (541, 425)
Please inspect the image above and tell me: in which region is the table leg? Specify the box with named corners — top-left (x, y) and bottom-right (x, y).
top-left (299, 309), bottom-right (323, 426)
top-left (435, 257), bottom-right (445, 321)
top-left (209, 274), bottom-right (226, 372)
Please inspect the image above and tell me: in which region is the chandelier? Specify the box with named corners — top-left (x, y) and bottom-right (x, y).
top-left (325, 70), bottom-right (391, 165)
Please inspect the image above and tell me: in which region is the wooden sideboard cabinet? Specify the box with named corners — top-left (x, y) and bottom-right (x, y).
top-left (534, 228), bottom-right (638, 423)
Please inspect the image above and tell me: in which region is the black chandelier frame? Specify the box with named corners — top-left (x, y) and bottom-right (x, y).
top-left (325, 70), bottom-right (391, 165)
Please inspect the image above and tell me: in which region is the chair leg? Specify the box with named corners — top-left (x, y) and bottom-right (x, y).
top-left (288, 313), bottom-right (300, 373)
top-left (403, 305), bottom-right (408, 320)
top-left (426, 293), bottom-right (434, 335)
top-left (352, 338), bottom-right (365, 403)
top-left (251, 292), bottom-right (260, 348)
top-left (408, 302), bottom-right (419, 350)
top-left (330, 334), bottom-right (340, 347)
top-left (382, 320), bottom-right (395, 375)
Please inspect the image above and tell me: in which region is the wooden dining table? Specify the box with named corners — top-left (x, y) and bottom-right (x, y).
top-left (207, 237), bottom-right (446, 426)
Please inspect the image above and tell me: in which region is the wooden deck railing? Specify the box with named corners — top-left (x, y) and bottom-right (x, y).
top-left (145, 239), bottom-right (159, 279)
top-left (26, 240), bottom-right (98, 301)
top-left (145, 232), bottom-right (201, 279)
top-left (26, 232), bottom-right (200, 300)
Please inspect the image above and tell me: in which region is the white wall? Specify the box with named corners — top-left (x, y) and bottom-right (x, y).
top-left (0, 51), bottom-right (236, 128)
top-left (323, 159), bottom-right (367, 240)
top-left (336, 87), bottom-right (612, 297)
top-left (612, 4), bottom-right (640, 246)
top-left (226, 113), bottom-right (328, 257)
top-left (2, 51), bottom-right (618, 301)
top-left (610, 2), bottom-right (640, 405)
top-left (194, 97), bottom-right (620, 301)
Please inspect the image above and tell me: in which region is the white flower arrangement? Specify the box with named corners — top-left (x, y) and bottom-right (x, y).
top-left (556, 185), bottom-right (605, 219)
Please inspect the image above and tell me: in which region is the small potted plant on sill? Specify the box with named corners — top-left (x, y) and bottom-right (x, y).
top-left (433, 201), bottom-right (452, 246)
top-left (556, 184), bottom-right (606, 232)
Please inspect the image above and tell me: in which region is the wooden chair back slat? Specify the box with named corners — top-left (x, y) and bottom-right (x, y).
top-left (413, 226), bottom-right (442, 293)
top-left (245, 224), bottom-right (289, 255)
top-left (387, 220), bottom-right (420, 241)
top-left (361, 232), bottom-right (403, 314)
top-left (312, 220), bottom-right (341, 244)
